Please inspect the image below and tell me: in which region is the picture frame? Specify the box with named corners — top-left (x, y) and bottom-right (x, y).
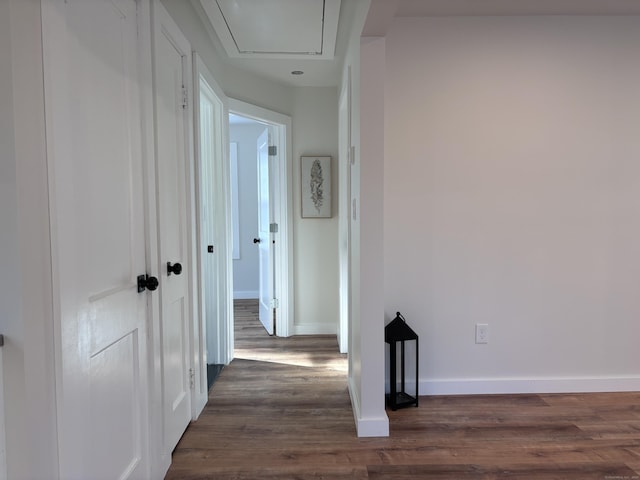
top-left (301, 156), bottom-right (332, 218)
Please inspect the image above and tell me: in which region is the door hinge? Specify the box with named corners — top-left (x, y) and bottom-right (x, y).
top-left (270, 223), bottom-right (279, 233)
top-left (268, 145), bottom-right (277, 156)
top-left (182, 86), bottom-right (188, 109)
top-left (270, 298), bottom-right (279, 309)
top-left (189, 368), bottom-right (195, 389)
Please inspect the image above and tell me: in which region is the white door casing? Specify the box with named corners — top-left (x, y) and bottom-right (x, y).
top-left (195, 54), bottom-right (234, 369)
top-left (152, 2), bottom-right (193, 456)
top-left (257, 128), bottom-right (275, 335)
top-left (228, 98), bottom-right (293, 337)
top-left (338, 67), bottom-right (352, 354)
top-left (42, 0), bottom-right (150, 478)
top-left (194, 73), bottom-right (215, 411)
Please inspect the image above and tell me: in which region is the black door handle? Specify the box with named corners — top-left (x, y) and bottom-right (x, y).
top-left (253, 238), bottom-right (261, 244)
top-left (167, 262), bottom-right (182, 276)
top-left (137, 274), bottom-right (159, 292)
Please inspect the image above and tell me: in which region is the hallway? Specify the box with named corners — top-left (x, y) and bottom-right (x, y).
top-left (165, 300), bottom-right (357, 478)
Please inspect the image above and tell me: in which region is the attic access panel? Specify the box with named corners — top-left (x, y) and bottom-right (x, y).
top-left (201, 0), bottom-right (340, 59)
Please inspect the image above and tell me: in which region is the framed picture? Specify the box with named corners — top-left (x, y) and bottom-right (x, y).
top-left (301, 156), bottom-right (332, 218)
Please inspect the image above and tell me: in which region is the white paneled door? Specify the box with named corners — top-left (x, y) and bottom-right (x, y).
top-left (153, 3), bottom-right (193, 455)
top-left (42, 0), bottom-right (150, 478)
top-left (257, 128), bottom-right (275, 335)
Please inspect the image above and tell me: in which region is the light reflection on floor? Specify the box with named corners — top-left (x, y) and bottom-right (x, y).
top-left (234, 346), bottom-right (348, 373)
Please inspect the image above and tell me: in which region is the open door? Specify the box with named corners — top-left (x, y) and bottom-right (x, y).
top-left (257, 128), bottom-right (275, 335)
top-left (194, 53), bottom-right (233, 380)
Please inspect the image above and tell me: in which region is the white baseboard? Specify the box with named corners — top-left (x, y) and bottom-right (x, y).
top-left (420, 376), bottom-right (640, 396)
top-left (291, 324), bottom-right (337, 336)
top-left (348, 377), bottom-right (389, 438)
top-left (233, 290), bottom-right (258, 300)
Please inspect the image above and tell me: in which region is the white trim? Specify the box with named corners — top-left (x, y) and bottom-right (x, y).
top-left (337, 66), bottom-right (352, 355)
top-left (192, 52), bottom-right (216, 419)
top-left (136, 1), bottom-right (162, 478)
top-left (229, 142), bottom-right (240, 260)
top-left (10, 1), bottom-right (59, 477)
top-left (233, 290), bottom-right (259, 300)
top-left (176, 2), bottom-right (199, 427)
top-left (194, 56), bottom-right (233, 368)
top-left (421, 376), bottom-right (640, 396)
top-left (227, 98), bottom-right (293, 338)
top-left (348, 377), bottom-right (389, 438)
top-left (150, 0), bottom-right (196, 472)
top-left (291, 325), bottom-right (338, 336)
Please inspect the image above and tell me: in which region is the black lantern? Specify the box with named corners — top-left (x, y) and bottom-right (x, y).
top-left (385, 312), bottom-right (419, 410)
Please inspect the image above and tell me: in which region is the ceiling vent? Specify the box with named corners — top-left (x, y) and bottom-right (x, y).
top-left (200, 0), bottom-right (341, 60)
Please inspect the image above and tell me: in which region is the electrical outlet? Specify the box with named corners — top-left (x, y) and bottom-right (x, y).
top-left (476, 324), bottom-right (489, 344)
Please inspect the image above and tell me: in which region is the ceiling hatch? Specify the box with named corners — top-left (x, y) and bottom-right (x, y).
top-left (200, 0), bottom-right (341, 60)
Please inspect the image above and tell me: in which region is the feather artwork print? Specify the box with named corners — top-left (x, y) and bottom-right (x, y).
top-left (310, 159), bottom-right (324, 213)
top-left (301, 156), bottom-right (331, 218)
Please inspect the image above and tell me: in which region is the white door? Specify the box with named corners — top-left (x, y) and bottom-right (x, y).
top-left (257, 128), bottom-right (275, 335)
top-left (199, 80), bottom-right (217, 368)
top-left (42, 0), bottom-right (150, 478)
top-left (197, 59), bottom-right (233, 369)
top-left (153, 3), bottom-right (192, 454)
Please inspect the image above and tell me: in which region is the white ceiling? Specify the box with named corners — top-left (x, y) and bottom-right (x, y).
top-left (195, 0), bottom-right (640, 88)
top-left (395, 0), bottom-right (640, 16)
top-left (196, 0), bottom-right (345, 87)
top-left (200, 0), bottom-right (340, 59)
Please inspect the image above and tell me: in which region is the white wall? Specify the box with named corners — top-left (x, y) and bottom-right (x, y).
top-left (384, 16), bottom-right (640, 394)
top-left (0, 4), bottom-right (20, 476)
top-left (339, 0), bottom-right (390, 437)
top-left (230, 123), bottom-right (263, 299)
top-left (1, 1), bottom-right (59, 477)
top-left (291, 87), bottom-right (340, 334)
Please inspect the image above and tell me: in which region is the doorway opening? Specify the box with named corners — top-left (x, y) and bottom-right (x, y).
top-left (229, 114), bottom-right (278, 337)
top-left (227, 99), bottom-right (293, 342)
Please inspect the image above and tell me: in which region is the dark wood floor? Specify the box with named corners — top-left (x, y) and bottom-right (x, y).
top-left (166, 300), bottom-right (640, 479)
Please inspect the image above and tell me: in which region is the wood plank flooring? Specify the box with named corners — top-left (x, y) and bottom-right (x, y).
top-left (165, 300), bottom-right (640, 479)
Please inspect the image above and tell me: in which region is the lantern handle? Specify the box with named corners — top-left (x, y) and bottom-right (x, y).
top-left (396, 311), bottom-right (406, 322)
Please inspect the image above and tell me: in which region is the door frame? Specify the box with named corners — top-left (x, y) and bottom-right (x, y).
top-left (147, 0), bottom-right (202, 475)
top-left (192, 54), bottom-right (234, 369)
top-left (338, 67), bottom-right (352, 354)
top-left (228, 99), bottom-right (293, 338)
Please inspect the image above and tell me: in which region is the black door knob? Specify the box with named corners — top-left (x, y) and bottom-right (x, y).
top-left (167, 262), bottom-right (182, 276)
top-left (146, 276), bottom-right (159, 290)
top-left (137, 274), bottom-right (159, 292)
top-left (253, 238), bottom-right (261, 244)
